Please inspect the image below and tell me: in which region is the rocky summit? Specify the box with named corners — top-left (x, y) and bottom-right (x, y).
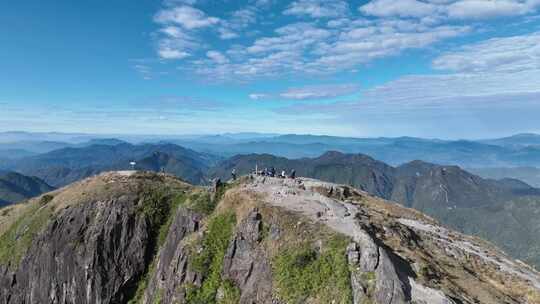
top-left (0, 171), bottom-right (539, 304)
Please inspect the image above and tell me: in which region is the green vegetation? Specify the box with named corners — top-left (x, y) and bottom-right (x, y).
top-left (129, 185), bottom-right (220, 304)
top-left (127, 260), bottom-right (157, 304)
top-left (359, 271), bottom-right (376, 300)
top-left (182, 191), bottom-right (216, 215)
top-left (213, 179), bottom-right (241, 205)
top-left (273, 235), bottom-right (353, 304)
top-left (137, 186), bottom-right (176, 237)
top-left (186, 212), bottom-right (237, 304)
top-left (157, 191), bottom-right (188, 247)
top-left (218, 279), bottom-right (240, 304)
top-left (128, 186), bottom-right (187, 304)
top-left (0, 203), bottom-right (53, 266)
top-left (39, 194), bottom-right (54, 205)
top-left (153, 289), bottom-right (163, 304)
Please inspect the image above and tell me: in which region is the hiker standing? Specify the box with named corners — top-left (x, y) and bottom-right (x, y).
top-left (231, 168), bottom-right (237, 181)
top-left (290, 169), bottom-right (296, 179)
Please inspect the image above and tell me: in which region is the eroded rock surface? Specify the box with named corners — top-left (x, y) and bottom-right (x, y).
top-left (1, 172), bottom-right (540, 304)
top-left (1, 195), bottom-right (149, 304)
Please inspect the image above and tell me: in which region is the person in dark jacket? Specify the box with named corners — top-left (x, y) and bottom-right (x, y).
top-left (290, 169), bottom-right (296, 179)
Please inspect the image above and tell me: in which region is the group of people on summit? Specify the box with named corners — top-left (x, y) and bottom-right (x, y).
top-left (230, 166), bottom-right (296, 181)
top-left (257, 167), bottom-right (296, 179)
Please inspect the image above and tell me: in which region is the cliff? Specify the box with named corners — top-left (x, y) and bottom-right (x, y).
top-left (0, 172), bottom-right (539, 303)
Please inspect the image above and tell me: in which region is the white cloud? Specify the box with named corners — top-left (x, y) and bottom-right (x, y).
top-left (231, 8), bottom-right (257, 26)
top-left (433, 31), bottom-right (540, 72)
top-left (164, 0), bottom-right (197, 6)
top-left (284, 0), bottom-right (349, 18)
top-left (249, 93), bottom-right (270, 100)
top-left (149, 0), bottom-right (539, 81)
top-left (158, 47), bottom-right (190, 59)
top-left (447, 0), bottom-right (532, 19)
top-left (359, 0), bottom-right (540, 20)
top-left (206, 50), bottom-right (229, 64)
top-left (156, 30), bottom-right (197, 60)
top-left (272, 71), bottom-right (540, 138)
top-left (307, 22), bottom-right (469, 73)
top-left (249, 84), bottom-right (360, 101)
top-left (360, 0), bottom-right (438, 18)
top-left (273, 31), bottom-right (540, 137)
top-left (279, 84), bottom-right (361, 100)
top-left (216, 7), bottom-right (258, 40)
top-left (247, 23), bottom-right (332, 54)
top-left (192, 19), bottom-right (470, 80)
top-left (359, 72), bottom-right (540, 108)
top-left (153, 5), bottom-right (218, 60)
top-left (154, 6), bottom-right (219, 29)
top-left (217, 27), bottom-right (239, 39)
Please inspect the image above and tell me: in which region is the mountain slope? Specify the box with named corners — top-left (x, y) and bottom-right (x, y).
top-left (0, 171), bottom-right (54, 206)
top-left (0, 172), bottom-right (538, 303)
top-left (482, 133), bottom-right (540, 147)
top-left (7, 143), bottom-right (219, 187)
top-left (135, 151), bottom-right (207, 185)
top-left (211, 152), bottom-right (540, 269)
top-left (210, 151), bottom-right (535, 204)
top-left (174, 133), bottom-right (540, 167)
top-left (469, 166), bottom-right (540, 187)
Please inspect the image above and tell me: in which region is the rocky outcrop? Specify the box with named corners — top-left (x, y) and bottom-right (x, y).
top-left (0, 194), bottom-right (150, 304)
top-left (144, 208), bottom-right (203, 303)
top-left (244, 175), bottom-right (540, 304)
top-left (1, 172), bottom-right (539, 304)
top-left (222, 210), bottom-right (272, 304)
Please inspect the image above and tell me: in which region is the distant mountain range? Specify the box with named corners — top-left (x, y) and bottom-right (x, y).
top-left (469, 166), bottom-right (540, 187)
top-left (481, 133), bottom-right (540, 147)
top-left (3, 142), bottom-right (220, 187)
top-left (3, 131), bottom-right (540, 167)
top-left (2, 134), bottom-right (540, 268)
top-left (0, 171), bottom-right (54, 206)
top-left (211, 151), bottom-right (540, 269)
top-left (171, 133), bottom-right (540, 167)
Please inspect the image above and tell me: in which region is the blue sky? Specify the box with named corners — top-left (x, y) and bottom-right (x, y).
top-left (1, 0), bottom-right (539, 138)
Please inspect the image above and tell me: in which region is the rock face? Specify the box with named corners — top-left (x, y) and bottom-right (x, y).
top-left (1, 195), bottom-right (149, 303)
top-left (0, 172), bottom-right (192, 304)
top-left (221, 210), bottom-right (273, 304)
top-left (144, 208), bottom-right (203, 303)
top-left (0, 171), bottom-right (539, 304)
top-left (210, 152), bottom-right (540, 271)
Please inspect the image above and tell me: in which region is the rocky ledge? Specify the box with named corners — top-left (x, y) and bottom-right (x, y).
top-left (0, 172), bottom-right (538, 304)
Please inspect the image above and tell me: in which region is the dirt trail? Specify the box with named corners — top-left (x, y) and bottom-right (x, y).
top-left (244, 176), bottom-right (366, 244)
top-left (243, 175), bottom-right (540, 292)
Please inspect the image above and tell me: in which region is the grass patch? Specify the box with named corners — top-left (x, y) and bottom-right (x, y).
top-left (39, 194), bottom-right (54, 205)
top-left (156, 191), bottom-right (188, 247)
top-left (153, 288), bottom-right (163, 304)
top-left (360, 271), bottom-right (377, 299)
top-left (183, 191), bottom-right (215, 215)
top-left (128, 186), bottom-right (189, 303)
top-left (186, 211), bottom-right (237, 304)
top-left (127, 260), bottom-right (157, 304)
top-left (0, 202), bottom-right (53, 266)
top-left (273, 235), bottom-right (353, 304)
top-left (218, 279), bottom-right (240, 304)
top-left (214, 181), bottom-right (238, 205)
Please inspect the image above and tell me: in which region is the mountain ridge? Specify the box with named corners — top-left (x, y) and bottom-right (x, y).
top-left (0, 171), bottom-right (538, 303)
top-left (6, 142), bottom-right (220, 187)
top-left (0, 171), bottom-right (54, 206)
top-left (211, 151), bottom-right (540, 270)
